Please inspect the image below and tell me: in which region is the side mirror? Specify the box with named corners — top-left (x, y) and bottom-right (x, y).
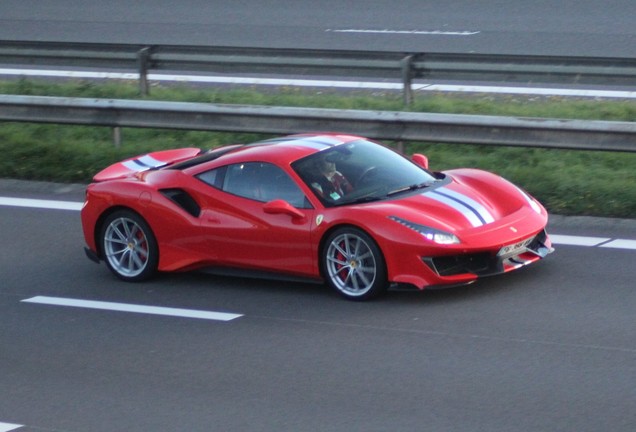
top-left (263, 199), bottom-right (305, 220)
top-left (411, 153), bottom-right (429, 170)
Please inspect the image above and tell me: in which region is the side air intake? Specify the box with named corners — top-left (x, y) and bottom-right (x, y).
top-left (159, 189), bottom-right (201, 217)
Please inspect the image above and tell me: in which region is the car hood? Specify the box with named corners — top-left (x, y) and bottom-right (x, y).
top-left (362, 171), bottom-right (541, 233)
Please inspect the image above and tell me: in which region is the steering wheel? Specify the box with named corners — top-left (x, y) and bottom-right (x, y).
top-left (355, 166), bottom-right (378, 187)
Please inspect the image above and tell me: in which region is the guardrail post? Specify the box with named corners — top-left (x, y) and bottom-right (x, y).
top-left (113, 127), bottom-right (122, 148)
top-left (401, 55), bottom-right (415, 106)
top-left (137, 47), bottom-right (151, 96)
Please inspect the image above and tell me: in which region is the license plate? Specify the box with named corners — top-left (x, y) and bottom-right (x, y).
top-left (497, 236), bottom-right (534, 257)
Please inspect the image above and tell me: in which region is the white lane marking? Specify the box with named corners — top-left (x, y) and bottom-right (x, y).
top-left (549, 234), bottom-right (611, 247)
top-left (0, 67), bottom-right (404, 88)
top-left (326, 28), bottom-right (480, 36)
top-left (21, 296), bottom-right (243, 321)
top-left (600, 239), bottom-right (636, 250)
top-left (2, 68), bottom-right (636, 99)
top-left (0, 67), bottom-right (138, 80)
top-left (550, 235), bottom-right (636, 251)
top-left (0, 423), bottom-right (23, 432)
top-left (426, 84), bottom-right (636, 99)
top-left (0, 197), bottom-right (83, 211)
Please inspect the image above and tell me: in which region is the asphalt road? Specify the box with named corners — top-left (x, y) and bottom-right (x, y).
top-left (0, 0), bottom-right (635, 57)
top-left (1, 180), bottom-right (635, 432)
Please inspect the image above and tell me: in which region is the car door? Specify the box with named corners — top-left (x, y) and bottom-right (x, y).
top-left (196, 162), bottom-right (318, 277)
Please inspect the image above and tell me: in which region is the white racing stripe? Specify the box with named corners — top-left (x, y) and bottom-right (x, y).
top-left (121, 154), bottom-right (166, 171)
top-left (21, 296), bottom-right (243, 322)
top-left (436, 187), bottom-right (495, 225)
top-left (426, 191), bottom-right (483, 227)
top-left (425, 187), bottom-right (495, 228)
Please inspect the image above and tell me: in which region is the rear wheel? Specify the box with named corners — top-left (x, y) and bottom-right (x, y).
top-left (100, 210), bottom-right (158, 282)
top-left (322, 227), bottom-right (388, 300)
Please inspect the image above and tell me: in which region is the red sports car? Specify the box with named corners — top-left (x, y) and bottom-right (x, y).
top-left (81, 133), bottom-right (553, 300)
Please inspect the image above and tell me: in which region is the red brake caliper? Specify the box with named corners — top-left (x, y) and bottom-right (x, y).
top-left (136, 230), bottom-right (148, 262)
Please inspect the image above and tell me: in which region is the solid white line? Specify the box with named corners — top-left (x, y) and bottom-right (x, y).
top-left (0, 423), bottom-right (23, 432)
top-left (549, 234), bottom-right (610, 247)
top-left (0, 197), bottom-right (83, 211)
top-left (423, 83), bottom-right (636, 99)
top-left (0, 67), bottom-right (405, 89)
top-left (2, 68), bottom-right (636, 99)
top-left (21, 296), bottom-right (243, 322)
top-left (0, 67), bottom-right (138, 80)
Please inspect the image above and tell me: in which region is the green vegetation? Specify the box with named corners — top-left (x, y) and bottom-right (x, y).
top-left (1, 78), bottom-right (635, 218)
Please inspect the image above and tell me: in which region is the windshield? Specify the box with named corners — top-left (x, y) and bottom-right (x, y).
top-left (291, 139), bottom-right (440, 207)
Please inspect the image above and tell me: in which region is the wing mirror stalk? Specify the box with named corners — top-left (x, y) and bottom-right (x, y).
top-left (263, 199), bottom-right (306, 220)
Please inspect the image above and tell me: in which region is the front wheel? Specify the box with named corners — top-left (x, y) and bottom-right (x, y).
top-left (100, 210), bottom-right (159, 282)
top-left (322, 227), bottom-right (388, 300)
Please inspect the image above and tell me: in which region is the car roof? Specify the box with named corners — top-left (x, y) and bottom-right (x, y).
top-left (199, 133), bottom-right (364, 167)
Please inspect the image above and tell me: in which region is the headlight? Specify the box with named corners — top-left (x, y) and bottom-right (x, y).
top-left (424, 231), bottom-right (461, 245)
top-left (389, 216), bottom-right (461, 245)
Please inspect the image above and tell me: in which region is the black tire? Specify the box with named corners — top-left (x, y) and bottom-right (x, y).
top-left (321, 227), bottom-right (388, 300)
top-left (99, 209), bottom-right (159, 282)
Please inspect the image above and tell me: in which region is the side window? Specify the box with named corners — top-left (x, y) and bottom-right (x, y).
top-left (197, 167), bottom-right (224, 189)
top-left (223, 163), bottom-right (262, 201)
top-left (197, 163), bottom-right (311, 209)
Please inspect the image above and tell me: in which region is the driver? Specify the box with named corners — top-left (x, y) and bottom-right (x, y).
top-left (310, 157), bottom-right (352, 200)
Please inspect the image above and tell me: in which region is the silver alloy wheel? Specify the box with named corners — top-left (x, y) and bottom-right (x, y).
top-left (103, 216), bottom-right (150, 278)
top-left (325, 232), bottom-right (377, 297)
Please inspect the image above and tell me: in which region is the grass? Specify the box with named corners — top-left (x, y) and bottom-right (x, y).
top-left (1, 78), bottom-right (635, 218)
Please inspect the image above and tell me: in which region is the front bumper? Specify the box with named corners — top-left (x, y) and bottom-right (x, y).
top-left (423, 230), bottom-right (553, 278)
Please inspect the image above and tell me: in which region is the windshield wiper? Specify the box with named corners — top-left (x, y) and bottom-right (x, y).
top-left (349, 195), bottom-right (385, 204)
top-left (343, 181), bottom-right (437, 205)
top-left (387, 182), bottom-right (434, 197)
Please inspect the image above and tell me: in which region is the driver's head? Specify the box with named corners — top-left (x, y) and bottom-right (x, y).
top-left (318, 159), bottom-right (336, 176)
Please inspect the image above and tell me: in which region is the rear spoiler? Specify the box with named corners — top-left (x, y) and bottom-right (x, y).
top-left (93, 148), bottom-right (201, 182)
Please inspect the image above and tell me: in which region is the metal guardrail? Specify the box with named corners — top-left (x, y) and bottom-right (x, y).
top-left (2, 40), bottom-right (636, 103)
top-left (1, 95), bottom-right (634, 152)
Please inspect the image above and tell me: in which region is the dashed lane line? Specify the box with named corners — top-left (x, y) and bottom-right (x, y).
top-left (0, 197), bottom-right (83, 211)
top-left (599, 238), bottom-right (636, 250)
top-left (21, 296), bottom-right (243, 322)
top-left (325, 28), bottom-right (481, 36)
top-left (548, 234), bottom-right (610, 246)
top-left (549, 234), bottom-right (636, 250)
top-left (2, 197), bottom-right (635, 251)
top-left (0, 423), bottom-right (23, 432)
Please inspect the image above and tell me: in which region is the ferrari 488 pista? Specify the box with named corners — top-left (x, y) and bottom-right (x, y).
top-left (81, 134), bottom-right (553, 300)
